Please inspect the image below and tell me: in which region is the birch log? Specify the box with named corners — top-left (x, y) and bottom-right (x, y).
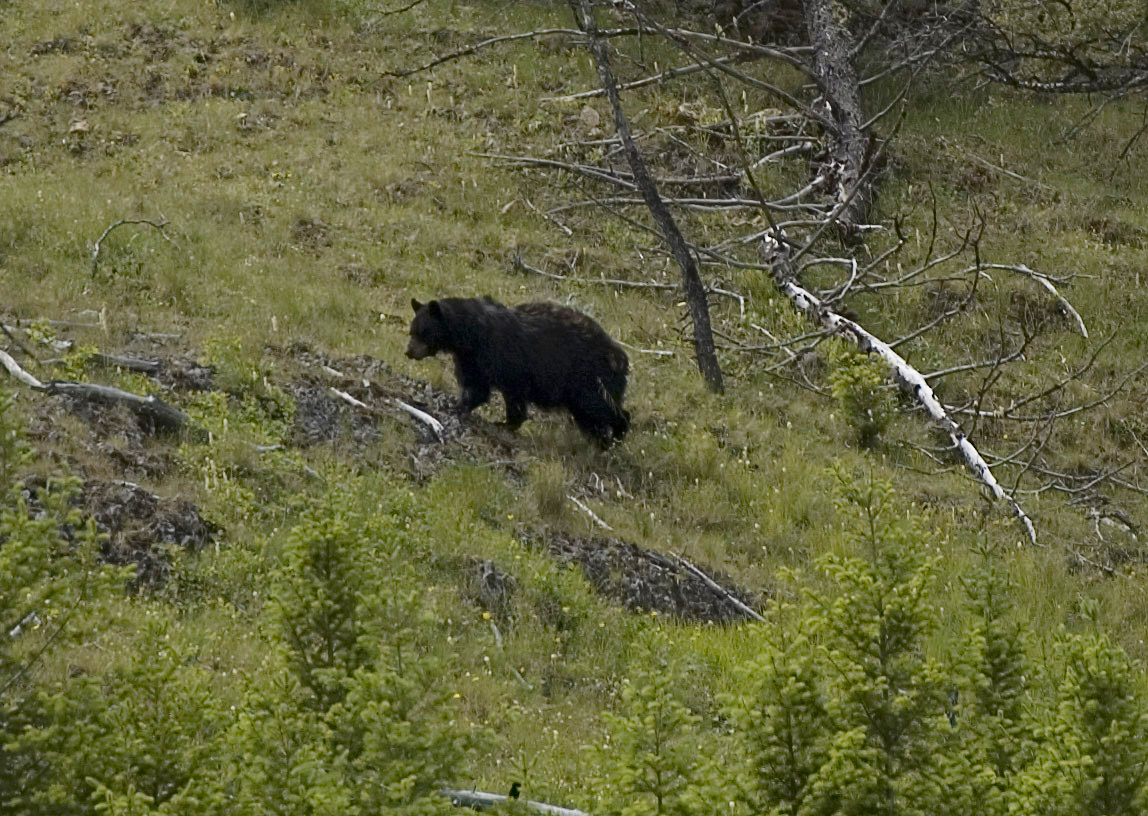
top-left (763, 235), bottom-right (1039, 545)
top-left (442, 787), bottom-right (592, 816)
top-left (0, 349), bottom-right (189, 432)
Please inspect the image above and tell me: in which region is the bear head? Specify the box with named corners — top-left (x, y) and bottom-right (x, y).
top-left (406, 299), bottom-right (449, 360)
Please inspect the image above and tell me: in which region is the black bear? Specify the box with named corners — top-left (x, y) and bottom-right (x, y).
top-left (406, 296), bottom-right (630, 444)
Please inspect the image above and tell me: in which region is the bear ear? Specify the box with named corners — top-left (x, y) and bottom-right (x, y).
top-left (427, 300), bottom-right (443, 318)
top-left (411, 298), bottom-right (424, 313)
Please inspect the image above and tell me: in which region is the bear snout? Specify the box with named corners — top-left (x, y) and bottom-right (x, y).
top-left (405, 338), bottom-right (430, 359)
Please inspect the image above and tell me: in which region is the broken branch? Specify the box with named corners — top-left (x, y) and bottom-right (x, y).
top-left (90, 217), bottom-right (176, 278)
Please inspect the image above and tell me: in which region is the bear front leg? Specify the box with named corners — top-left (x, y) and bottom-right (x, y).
top-left (454, 360), bottom-right (491, 414)
top-left (459, 382), bottom-right (490, 413)
top-left (504, 397), bottom-right (528, 430)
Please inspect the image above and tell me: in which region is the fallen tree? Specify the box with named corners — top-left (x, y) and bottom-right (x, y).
top-left (442, 786), bottom-right (591, 816)
top-left (0, 349), bottom-right (190, 433)
top-left (762, 233), bottom-right (1038, 545)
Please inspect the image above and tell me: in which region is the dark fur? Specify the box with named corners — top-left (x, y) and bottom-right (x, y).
top-left (406, 296), bottom-right (630, 444)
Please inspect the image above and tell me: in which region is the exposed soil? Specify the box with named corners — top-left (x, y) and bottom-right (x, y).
top-left (82, 478), bottom-right (216, 587)
top-left (525, 529), bottom-right (764, 623)
top-left (21, 476), bottom-right (215, 588)
top-left (279, 342), bottom-right (517, 480)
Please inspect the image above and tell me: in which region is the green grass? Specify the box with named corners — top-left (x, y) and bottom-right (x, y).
top-left (7, 0), bottom-right (1148, 795)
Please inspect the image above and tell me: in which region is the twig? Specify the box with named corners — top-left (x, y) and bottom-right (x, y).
top-left (984, 262), bottom-right (1088, 338)
top-left (475, 151), bottom-right (741, 187)
top-left (1069, 547), bottom-right (1117, 577)
top-left (513, 253), bottom-right (746, 305)
top-left (1, 323), bottom-right (73, 353)
top-left (617, 339), bottom-right (673, 357)
top-left (568, 495), bottom-right (613, 530)
top-left (546, 53), bottom-right (743, 102)
top-left (374, 0), bottom-right (425, 15)
top-left (330, 387), bottom-right (445, 442)
top-left (90, 217), bottom-right (175, 278)
top-left (0, 323), bottom-right (39, 362)
top-left (672, 553), bottom-right (764, 622)
top-left (382, 27), bottom-right (637, 79)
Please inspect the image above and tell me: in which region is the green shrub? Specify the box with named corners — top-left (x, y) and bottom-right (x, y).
top-left (0, 389), bottom-right (128, 811)
top-left (827, 346), bottom-right (896, 448)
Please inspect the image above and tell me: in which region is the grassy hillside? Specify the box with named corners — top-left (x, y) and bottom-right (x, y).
top-left (5, 0), bottom-right (1148, 811)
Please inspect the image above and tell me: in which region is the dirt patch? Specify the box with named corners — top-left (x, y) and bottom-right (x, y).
top-left (288, 378), bottom-right (382, 447)
top-left (30, 36), bottom-right (78, 56)
top-left (21, 477), bottom-right (215, 588)
top-left (55, 395), bottom-right (152, 447)
top-left (153, 356), bottom-right (215, 391)
top-left (290, 217), bottom-right (330, 253)
top-left (278, 342), bottom-right (517, 478)
top-left (527, 529), bottom-right (764, 623)
top-left (83, 479), bottom-right (215, 587)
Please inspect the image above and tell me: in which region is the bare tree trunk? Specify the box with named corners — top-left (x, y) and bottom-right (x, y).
top-left (803, 0), bottom-right (873, 240)
top-left (569, 0), bottom-right (724, 393)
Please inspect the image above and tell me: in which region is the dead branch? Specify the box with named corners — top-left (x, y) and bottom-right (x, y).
top-left (130, 331), bottom-right (182, 344)
top-left (547, 53), bottom-right (744, 102)
top-left (442, 787), bottom-right (591, 816)
top-left (382, 27), bottom-right (638, 78)
top-left (1069, 546), bottom-right (1118, 577)
top-left (0, 349), bottom-right (43, 390)
top-left (330, 386), bottom-right (445, 443)
top-left (568, 494), bottom-right (613, 530)
top-left (0, 323), bottom-right (39, 362)
top-left (1, 323), bottom-right (74, 353)
top-left (375, 0), bottom-right (426, 15)
top-left (0, 349), bottom-right (190, 433)
top-left (802, 0), bottom-right (875, 240)
top-left (672, 553), bottom-right (764, 622)
top-left (88, 353), bottom-right (162, 374)
top-left (513, 253), bottom-right (746, 308)
top-left (571, 0), bottom-right (722, 393)
top-left (983, 263), bottom-right (1088, 338)
top-left (90, 217), bottom-right (176, 278)
top-left (477, 151), bottom-right (742, 188)
top-left (763, 234), bottom-right (1039, 545)
top-left (547, 195), bottom-right (821, 214)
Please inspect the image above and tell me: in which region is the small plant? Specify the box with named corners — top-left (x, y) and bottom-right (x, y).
top-left (828, 345), bottom-right (896, 448)
top-left (596, 628), bottom-right (707, 816)
top-left (53, 343), bottom-right (100, 380)
top-left (0, 389), bottom-right (128, 810)
top-left (530, 460), bottom-right (569, 524)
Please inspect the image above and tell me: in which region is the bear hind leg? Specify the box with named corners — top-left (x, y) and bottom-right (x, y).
top-left (570, 401), bottom-right (620, 447)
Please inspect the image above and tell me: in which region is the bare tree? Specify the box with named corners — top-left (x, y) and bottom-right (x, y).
top-left (569, 0), bottom-right (724, 392)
